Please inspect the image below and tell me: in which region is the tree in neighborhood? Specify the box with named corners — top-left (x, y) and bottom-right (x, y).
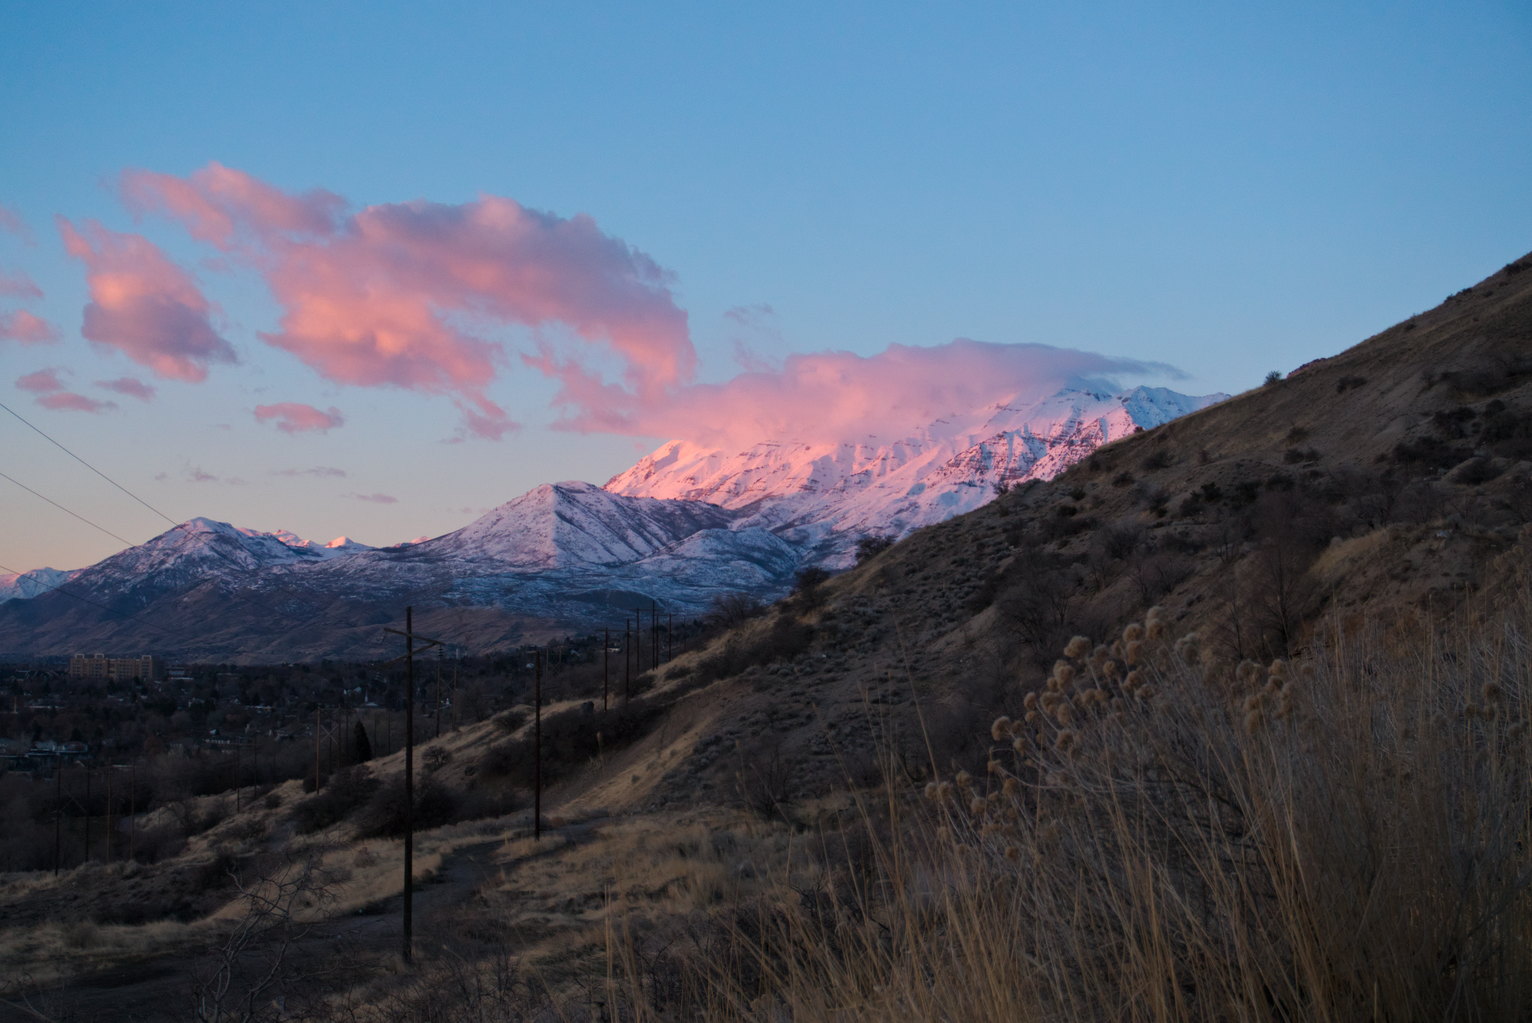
top-left (352, 721), bottom-right (373, 764)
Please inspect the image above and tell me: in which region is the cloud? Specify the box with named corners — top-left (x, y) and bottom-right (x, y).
top-left (0, 310), bottom-right (59, 344)
top-left (16, 367), bottom-right (116, 413)
top-left (175, 465), bottom-right (244, 484)
top-left (39, 392), bottom-right (117, 413)
top-left (347, 492), bottom-right (398, 504)
top-left (121, 162), bottom-right (343, 249)
top-left (57, 218), bottom-right (236, 381)
top-left (253, 402), bottom-right (344, 434)
top-left (124, 164), bottom-right (694, 439)
top-left (554, 338), bottom-right (1185, 447)
top-left (16, 368), bottom-right (65, 393)
top-left (0, 270), bottom-right (42, 299)
top-left (0, 204), bottom-right (32, 242)
top-left (272, 466), bottom-right (348, 478)
top-left (723, 303), bottom-right (783, 375)
top-left (96, 377), bottom-right (155, 400)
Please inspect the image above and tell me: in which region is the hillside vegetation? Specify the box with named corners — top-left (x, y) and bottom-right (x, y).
top-left (4, 253), bottom-right (1532, 1021)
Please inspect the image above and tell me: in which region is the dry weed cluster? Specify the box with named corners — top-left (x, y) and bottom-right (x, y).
top-left (657, 593), bottom-right (1532, 1022)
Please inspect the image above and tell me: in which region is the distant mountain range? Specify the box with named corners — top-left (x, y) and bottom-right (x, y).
top-left (0, 383), bottom-right (1224, 661)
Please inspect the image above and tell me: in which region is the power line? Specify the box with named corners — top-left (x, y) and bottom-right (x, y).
top-left (1, 398), bottom-right (326, 626)
top-left (0, 469), bottom-right (138, 547)
top-left (0, 399), bottom-right (388, 653)
top-left (0, 399), bottom-right (178, 527)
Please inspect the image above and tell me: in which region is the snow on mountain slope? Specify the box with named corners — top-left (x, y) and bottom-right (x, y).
top-left (607, 384), bottom-right (1226, 554)
top-left (0, 384), bottom-right (1222, 658)
top-left (0, 566), bottom-right (79, 603)
top-left (270, 530), bottom-right (375, 556)
top-left (416, 481), bottom-right (739, 570)
top-left (50, 517), bottom-right (379, 608)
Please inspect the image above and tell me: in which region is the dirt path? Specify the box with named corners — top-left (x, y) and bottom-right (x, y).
top-left (6, 815), bottom-right (610, 1023)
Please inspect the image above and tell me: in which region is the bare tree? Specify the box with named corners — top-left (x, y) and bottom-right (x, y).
top-left (192, 855), bottom-right (338, 1023)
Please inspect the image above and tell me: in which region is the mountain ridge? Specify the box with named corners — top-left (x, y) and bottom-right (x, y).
top-left (0, 381), bottom-right (1224, 660)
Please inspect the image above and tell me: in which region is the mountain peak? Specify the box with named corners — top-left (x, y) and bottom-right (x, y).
top-left (606, 383), bottom-right (1226, 558)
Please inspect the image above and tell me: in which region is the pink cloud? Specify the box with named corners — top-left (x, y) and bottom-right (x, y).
top-left (0, 310), bottom-right (59, 344)
top-left (555, 338), bottom-right (1184, 447)
top-left (347, 492), bottom-right (398, 504)
top-left (16, 367), bottom-right (116, 412)
top-left (253, 402), bottom-right (344, 433)
top-left (96, 377), bottom-right (156, 400)
top-left (121, 162), bottom-right (343, 249)
top-left (124, 165), bottom-right (694, 439)
top-left (57, 218), bottom-right (235, 381)
top-left (0, 270), bottom-right (42, 299)
top-left (0, 204), bottom-right (31, 242)
top-left (39, 392), bottom-right (116, 413)
top-left (16, 368), bottom-right (66, 393)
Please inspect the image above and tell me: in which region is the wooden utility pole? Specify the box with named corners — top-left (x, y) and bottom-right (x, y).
top-left (534, 650), bottom-right (543, 841)
top-left (313, 707), bottom-right (322, 792)
top-left (383, 607), bottom-right (442, 965)
top-left (433, 655), bottom-right (443, 740)
top-left (624, 617), bottom-right (632, 702)
top-left (128, 763), bottom-right (136, 862)
top-left (53, 763), bottom-right (62, 875)
top-left (603, 628), bottom-right (610, 712)
top-left (83, 764), bottom-right (91, 862)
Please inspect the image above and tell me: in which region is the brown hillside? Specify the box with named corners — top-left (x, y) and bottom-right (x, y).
top-left (621, 251), bottom-right (1532, 802)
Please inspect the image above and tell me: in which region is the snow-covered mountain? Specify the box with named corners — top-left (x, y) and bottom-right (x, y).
top-left (0, 383), bottom-right (1222, 660)
top-left (0, 566), bottom-right (79, 603)
top-left (269, 530), bottom-right (375, 557)
top-left (607, 385), bottom-right (1225, 561)
top-left (420, 482), bottom-right (736, 571)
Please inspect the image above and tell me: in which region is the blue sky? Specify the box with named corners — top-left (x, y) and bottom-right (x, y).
top-left (2, 1), bottom-right (1530, 573)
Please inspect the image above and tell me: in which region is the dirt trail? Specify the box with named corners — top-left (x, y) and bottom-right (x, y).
top-left (5, 816), bottom-right (610, 1023)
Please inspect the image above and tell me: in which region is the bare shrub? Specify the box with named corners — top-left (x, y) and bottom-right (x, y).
top-left (190, 855), bottom-right (340, 1022)
top-left (290, 765), bottom-right (378, 834)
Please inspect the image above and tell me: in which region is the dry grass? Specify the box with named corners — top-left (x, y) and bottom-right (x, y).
top-left (623, 591), bottom-right (1532, 1022)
